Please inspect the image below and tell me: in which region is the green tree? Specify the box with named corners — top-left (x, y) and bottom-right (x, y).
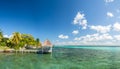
top-left (0, 30), bottom-right (3, 42)
top-left (21, 34), bottom-right (36, 46)
top-left (35, 38), bottom-right (42, 47)
top-left (10, 32), bottom-right (22, 49)
top-left (6, 39), bottom-right (14, 48)
top-left (0, 30), bottom-right (6, 46)
top-left (1, 38), bottom-right (9, 46)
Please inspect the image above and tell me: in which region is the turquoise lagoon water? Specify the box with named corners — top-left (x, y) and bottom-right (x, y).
top-left (0, 46), bottom-right (120, 69)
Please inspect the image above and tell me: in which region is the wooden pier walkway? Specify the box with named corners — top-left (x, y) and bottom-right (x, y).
top-left (14, 50), bottom-right (40, 53)
top-left (3, 49), bottom-right (52, 54)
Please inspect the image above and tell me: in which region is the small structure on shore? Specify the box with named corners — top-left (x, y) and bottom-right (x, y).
top-left (43, 39), bottom-right (53, 47)
top-left (42, 39), bottom-right (53, 53)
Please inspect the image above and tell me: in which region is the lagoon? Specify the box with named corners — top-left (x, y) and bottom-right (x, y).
top-left (0, 46), bottom-right (120, 69)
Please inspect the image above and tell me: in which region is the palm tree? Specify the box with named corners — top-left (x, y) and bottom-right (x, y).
top-left (0, 30), bottom-right (3, 42)
top-left (11, 32), bottom-right (22, 49)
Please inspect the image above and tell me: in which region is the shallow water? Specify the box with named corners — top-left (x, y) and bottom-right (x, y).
top-left (0, 46), bottom-right (120, 69)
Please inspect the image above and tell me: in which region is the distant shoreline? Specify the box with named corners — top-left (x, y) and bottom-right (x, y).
top-left (54, 45), bottom-right (120, 47)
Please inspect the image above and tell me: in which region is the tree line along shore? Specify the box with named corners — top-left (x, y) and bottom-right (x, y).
top-left (0, 30), bottom-right (42, 51)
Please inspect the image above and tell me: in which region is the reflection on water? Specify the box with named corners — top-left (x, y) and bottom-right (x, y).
top-left (0, 46), bottom-right (120, 69)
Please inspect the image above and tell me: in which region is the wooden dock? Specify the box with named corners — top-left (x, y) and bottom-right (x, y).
top-left (14, 50), bottom-right (39, 53)
top-left (2, 45), bottom-right (53, 54)
top-left (3, 49), bottom-right (52, 54)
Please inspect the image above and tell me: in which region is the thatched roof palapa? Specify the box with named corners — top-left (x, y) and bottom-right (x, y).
top-left (42, 39), bottom-right (53, 47)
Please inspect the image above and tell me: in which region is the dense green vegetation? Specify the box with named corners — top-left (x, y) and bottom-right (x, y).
top-left (0, 30), bottom-right (42, 50)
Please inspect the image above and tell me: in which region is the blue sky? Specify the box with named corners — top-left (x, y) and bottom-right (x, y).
top-left (0, 0), bottom-right (120, 45)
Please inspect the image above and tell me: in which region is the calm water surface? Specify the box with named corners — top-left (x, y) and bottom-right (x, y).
top-left (0, 46), bottom-right (120, 69)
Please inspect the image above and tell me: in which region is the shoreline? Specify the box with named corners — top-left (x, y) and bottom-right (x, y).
top-left (0, 48), bottom-right (52, 54)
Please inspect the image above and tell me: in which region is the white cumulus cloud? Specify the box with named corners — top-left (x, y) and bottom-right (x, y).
top-left (3, 35), bottom-right (12, 38)
top-left (73, 12), bottom-right (87, 29)
top-left (105, 0), bottom-right (114, 3)
top-left (113, 22), bottom-right (120, 31)
top-left (90, 25), bottom-right (111, 33)
top-left (73, 33), bottom-right (115, 45)
top-left (74, 33), bottom-right (113, 41)
top-left (56, 33), bottom-right (120, 45)
top-left (114, 35), bottom-right (120, 40)
top-left (64, 33), bottom-right (117, 45)
top-left (107, 12), bottom-right (114, 17)
top-left (72, 30), bottom-right (79, 35)
top-left (74, 33), bottom-right (99, 41)
top-left (58, 34), bottom-right (69, 39)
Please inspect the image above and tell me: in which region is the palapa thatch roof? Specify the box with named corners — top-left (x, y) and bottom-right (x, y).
top-left (42, 39), bottom-right (52, 47)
